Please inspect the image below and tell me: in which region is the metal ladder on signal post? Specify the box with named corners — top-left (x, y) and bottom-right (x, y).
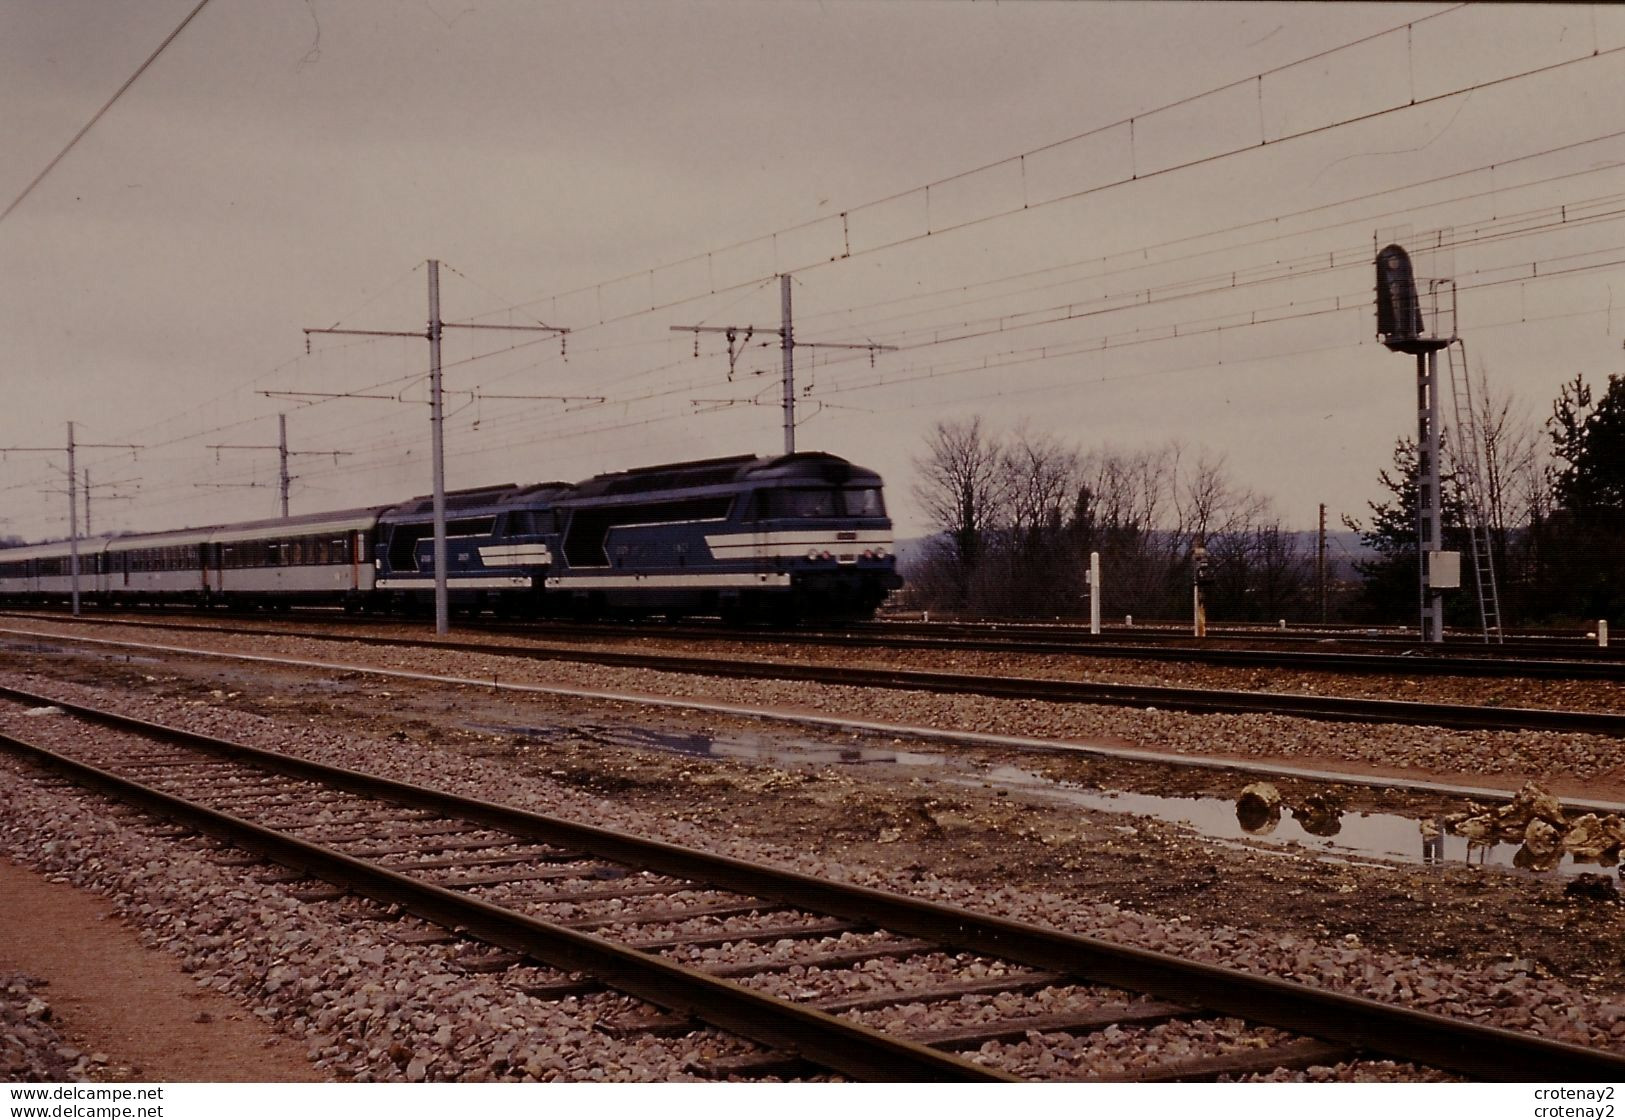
top-left (1444, 340), bottom-right (1504, 642)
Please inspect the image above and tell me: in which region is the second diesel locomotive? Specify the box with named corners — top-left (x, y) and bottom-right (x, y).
top-left (0, 451), bottom-right (902, 623)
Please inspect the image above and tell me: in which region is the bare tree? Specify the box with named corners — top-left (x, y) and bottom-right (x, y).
top-left (911, 418), bottom-right (1007, 607)
top-left (1461, 364), bottom-right (1545, 541)
top-left (1448, 363), bottom-right (1548, 623)
top-left (1173, 447), bottom-right (1267, 547)
top-left (908, 424), bottom-right (1311, 622)
top-left (1000, 426), bottom-right (1079, 557)
top-left (964, 427), bottom-right (1086, 615)
top-left (1074, 443), bottom-right (1177, 616)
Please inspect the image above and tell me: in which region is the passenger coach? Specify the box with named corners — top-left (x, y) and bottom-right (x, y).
top-left (0, 451), bottom-right (902, 623)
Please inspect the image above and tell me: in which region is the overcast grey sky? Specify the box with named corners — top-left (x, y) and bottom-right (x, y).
top-left (3, 1), bottom-right (1622, 542)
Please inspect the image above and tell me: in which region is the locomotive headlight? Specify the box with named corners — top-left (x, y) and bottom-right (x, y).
top-left (806, 549), bottom-right (819, 561)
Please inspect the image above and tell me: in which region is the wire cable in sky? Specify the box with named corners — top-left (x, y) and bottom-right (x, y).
top-left (0, 0), bottom-right (212, 230)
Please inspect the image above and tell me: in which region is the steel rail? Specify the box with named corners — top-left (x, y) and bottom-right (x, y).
top-left (820, 631), bottom-right (1625, 679)
top-left (0, 730), bottom-right (1009, 1081)
top-left (854, 617), bottom-right (1625, 655)
top-left (10, 607), bottom-right (1625, 676)
top-left (6, 615), bottom-right (1625, 736)
top-left (4, 684), bottom-right (1624, 1080)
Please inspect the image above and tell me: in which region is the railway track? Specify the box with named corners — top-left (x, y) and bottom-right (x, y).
top-left (855, 618), bottom-right (1625, 662)
top-left (831, 622), bottom-right (1625, 677)
top-left (5, 614), bottom-right (1625, 738)
top-left (4, 683), bottom-right (1622, 1082)
top-left (9, 606), bottom-right (1625, 679)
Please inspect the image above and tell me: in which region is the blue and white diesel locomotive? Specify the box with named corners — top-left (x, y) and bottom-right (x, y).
top-left (0, 452), bottom-right (903, 623)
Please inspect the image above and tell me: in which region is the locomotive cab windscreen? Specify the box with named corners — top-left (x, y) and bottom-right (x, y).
top-left (750, 486), bottom-right (887, 520)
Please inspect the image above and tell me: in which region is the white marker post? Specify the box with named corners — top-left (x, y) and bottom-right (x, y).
top-left (1088, 552), bottom-right (1101, 635)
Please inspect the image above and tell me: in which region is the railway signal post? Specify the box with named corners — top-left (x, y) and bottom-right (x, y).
top-left (1088, 551), bottom-right (1101, 635)
top-left (1192, 542), bottom-right (1211, 638)
top-left (1375, 242), bottom-right (1455, 644)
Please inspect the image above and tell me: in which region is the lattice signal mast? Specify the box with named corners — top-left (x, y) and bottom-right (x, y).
top-left (1375, 239), bottom-right (1503, 644)
top-left (1375, 243), bottom-right (1456, 643)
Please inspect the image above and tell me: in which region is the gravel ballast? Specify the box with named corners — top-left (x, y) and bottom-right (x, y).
top-left (3, 657), bottom-right (1625, 1082)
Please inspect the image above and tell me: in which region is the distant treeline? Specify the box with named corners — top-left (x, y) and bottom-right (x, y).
top-left (901, 419), bottom-right (1332, 623)
top-left (904, 369), bottom-right (1625, 627)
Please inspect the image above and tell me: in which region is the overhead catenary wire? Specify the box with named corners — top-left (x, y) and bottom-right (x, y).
top-left (42, 227), bottom-right (1625, 535)
top-left (68, 102), bottom-right (1625, 499)
top-left (467, 7), bottom-right (1614, 330)
top-left (0, 0), bottom-right (213, 230)
top-left (12, 6), bottom-right (1625, 538)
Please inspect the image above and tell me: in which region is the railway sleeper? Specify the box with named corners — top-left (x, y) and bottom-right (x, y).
top-left (346, 836), bottom-right (574, 860)
top-left (378, 847), bottom-right (576, 874)
top-left (702, 939), bottom-right (940, 980)
top-left (626, 917), bottom-right (859, 953)
top-left (496, 882), bottom-right (696, 907)
top-left (607, 971), bottom-right (1076, 1037)
top-left (692, 1001), bottom-right (1196, 1079)
top-left (289, 885), bottom-right (348, 903)
top-left (435, 864), bottom-right (621, 889)
top-left (512, 936), bottom-right (944, 1002)
top-left (453, 951), bottom-right (529, 974)
top-left (558, 900), bottom-right (790, 930)
top-left (518, 977), bottom-right (608, 1002)
top-left (1104, 1038), bottom-right (1363, 1083)
top-left (313, 819), bottom-right (489, 846)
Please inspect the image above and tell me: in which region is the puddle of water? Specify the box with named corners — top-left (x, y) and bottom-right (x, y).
top-left (467, 720), bottom-right (1617, 878)
top-left (1, 639), bottom-right (163, 666)
top-left (467, 720), bottom-right (947, 769)
top-left (956, 773), bottom-right (1612, 877)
